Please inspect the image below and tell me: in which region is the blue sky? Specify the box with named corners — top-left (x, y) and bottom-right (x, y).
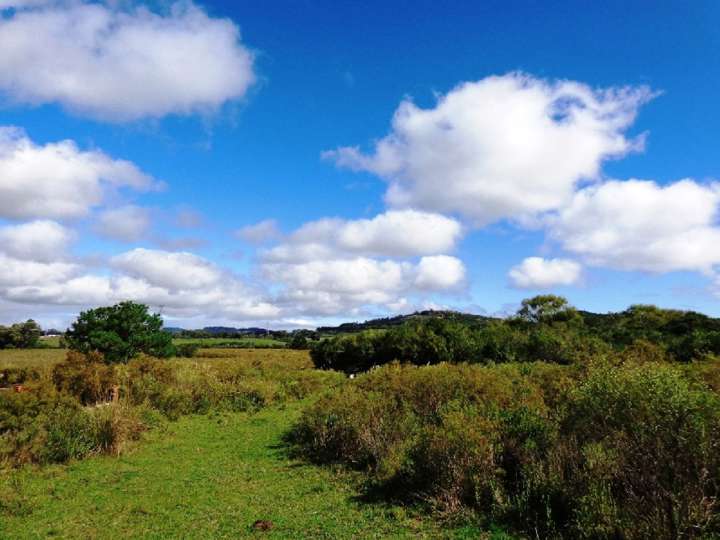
top-left (0, 0), bottom-right (718, 328)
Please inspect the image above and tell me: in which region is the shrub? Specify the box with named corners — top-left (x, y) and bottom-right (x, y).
top-left (175, 343), bottom-right (199, 358)
top-left (52, 351), bottom-right (116, 405)
top-left (290, 361), bottom-right (720, 538)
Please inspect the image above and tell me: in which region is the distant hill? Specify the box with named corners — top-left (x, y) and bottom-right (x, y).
top-left (317, 310), bottom-right (494, 335)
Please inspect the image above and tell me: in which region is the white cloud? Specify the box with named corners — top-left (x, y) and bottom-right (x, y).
top-left (111, 248), bottom-right (222, 290)
top-left (414, 255), bottom-right (466, 290)
top-left (236, 219), bottom-right (281, 244)
top-left (264, 258), bottom-right (409, 295)
top-left (508, 257), bottom-right (582, 289)
top-left (0, 127), bottom-right (156, 220)
top-left (264, 209), bottom-right (462, 262)
top-left (258, 210), bottom-right (467, 316)
top-left (325, 73), bottom-right (653, 225)
top-left (95, 205), bottom-right (151, 242)
top-left (2, 246), bottom-right (280, 321)
top-left (0, 1), bottom-right (255, 121)
top-left (0, 220), bottom-right (73, 262)
top-left (263, 255), bottom-right (466, 316)
top-left (0, 253), bottom-right (79, 287)
top-left (335, 210), bottom-right (462, 257)
top-left (548, 179), bottom-right (720, 273)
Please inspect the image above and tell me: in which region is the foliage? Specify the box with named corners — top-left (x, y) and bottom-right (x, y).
top-left (175, 343), bottom-right (199, 357)
top-left (290, 361), bottom-right (720, 538)
top-left (0, 348), bottom-right (341, 468)
top-left (0, 320), bottom-right (43, 349)
top-left (52, 351), bottom-right (116, 405)
top-left (65, 301), bottom-right (175, 363)
top-left (0, 403), bottom-right (485, 538)
top-left (311, 296), bottom-right (720, 372)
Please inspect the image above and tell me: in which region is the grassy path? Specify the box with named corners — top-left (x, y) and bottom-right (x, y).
top-left (0, 403), bottom-right (489, 539)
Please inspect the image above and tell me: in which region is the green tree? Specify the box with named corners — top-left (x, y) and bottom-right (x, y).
top-left (15, 320), bottom-right (42, 348)
top-left (0, 319), bottom-right (42, 348)
top-left (65, 301), bottom-right (175, 363)
top-left (515, 295), bottom-right (578, 325)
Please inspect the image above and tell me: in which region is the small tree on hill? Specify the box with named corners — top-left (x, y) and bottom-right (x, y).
top-left (515, 295), bottom-right (578, 325)
top-left (65, 301), bottom-right (175, 363)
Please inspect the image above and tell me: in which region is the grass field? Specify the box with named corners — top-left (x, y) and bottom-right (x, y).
top-left (172, 337), bottom-right (287, 348)
top-left (0, 401), bottom-right (499, 539)
top-left (0, 348), bottom-right (66, 369)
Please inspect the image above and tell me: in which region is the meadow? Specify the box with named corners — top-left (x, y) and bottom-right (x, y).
top-left (3, 297), bottom-right (720, 538)
top-left (0, 347), bottom-right (499, 539)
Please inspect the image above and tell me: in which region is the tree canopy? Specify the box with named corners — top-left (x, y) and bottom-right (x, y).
top-left (65, 301), bottom-right (174, 363)
top-left (0, 320), bottom-right (43, 349)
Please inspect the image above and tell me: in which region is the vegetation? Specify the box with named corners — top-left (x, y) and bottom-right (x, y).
top-left (0, 348), bottom-right (339, 468)
top-left (311, 295), bottom-right (720, 372)
top-left (290, 359), bottom-right (720, 538)
top-left (0, 320), bottom-right (42, 350)
top-left (65, 301), bottom-right (175, 363)
top-left (0, 403), bottom-right (491, 539)
top-left (3, 297), bottom-right (720, 537)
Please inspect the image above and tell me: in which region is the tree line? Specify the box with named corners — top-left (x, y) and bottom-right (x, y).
top-left (311, 295), bottom-right (720, 372)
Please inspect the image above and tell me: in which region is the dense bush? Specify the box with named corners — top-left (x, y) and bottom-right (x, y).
top-left (290, 360), bottom-right (720, 538)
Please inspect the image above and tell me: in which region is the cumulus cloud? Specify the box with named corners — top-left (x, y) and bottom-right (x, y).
top-left (111, 248), bottom-right (222, 290)
top-left (263, 255), bottom-right (466, 316)
top-left (415, 255), bottom-right (466, 290)
top-left (0, 127), bottom-right (156, 220)
top-left (236, 219), bottom-right (281, 244)
top-left (0, 220), bottom-right (73, 262)
top-left (264, 209), bottom-right (462, 262)
top-left (257, 210), bottom-right (467, 316)
top-left (0, 253), bottom-right (79, 287)
top-left (325, 73), bottom-right (653, 225)
top-left (95, 205), bottom-right (151, 242)
top-left (508, 257), bottom-right (582, 289)
top-left (0, 1), bottom-right (255, 121)
top-left (1, 247), bottom-right (279, 321)
top-left (548, 179), bottom-right (720, 274)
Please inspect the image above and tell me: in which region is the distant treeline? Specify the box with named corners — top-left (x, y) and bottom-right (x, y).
top-left (316, 310), bottom-right (492, 335)
top-left (0, 320), bottom-right (43, 349)
top-left (312, 295), bottom-right (720, 372)
top-left (170, 327), bottom-right (319, 343)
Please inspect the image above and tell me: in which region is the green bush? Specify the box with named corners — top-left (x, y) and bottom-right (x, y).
top-left (175, 343), bottom-right (199, 357)
top-left (290, 361), bottom-right (720, 538)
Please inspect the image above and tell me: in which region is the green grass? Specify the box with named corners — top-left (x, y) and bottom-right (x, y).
top-left (173, 337), bottom-right (287, 348)
top-left (0, 348), bottom-right (67, 369)
top-left (0, 402), bottom-right (496, 539)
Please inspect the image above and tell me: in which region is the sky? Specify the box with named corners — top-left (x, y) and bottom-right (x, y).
top-left (0, 0), bottom-right (719, 330)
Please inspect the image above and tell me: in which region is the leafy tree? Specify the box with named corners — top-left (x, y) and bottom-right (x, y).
top-left (15, 320), bottom-right (43, 348)
top-left (65, 301), bottom-right (175, 363)
top-left (515, 295), bottom-right (578, 325)
top-left (0, 320), bottom-right (42, 349)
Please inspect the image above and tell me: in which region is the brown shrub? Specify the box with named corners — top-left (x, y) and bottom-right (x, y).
top-left (52, 351), bottom-right (116, 405)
